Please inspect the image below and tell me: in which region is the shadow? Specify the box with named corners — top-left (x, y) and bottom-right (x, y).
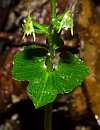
top-left (24, 47), bottom-right (48, 60)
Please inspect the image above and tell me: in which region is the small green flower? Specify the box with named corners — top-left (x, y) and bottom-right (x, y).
top-left (22, 16), bottom-right (35, 41)
top-left (58, 10), bottom-right (74, 35)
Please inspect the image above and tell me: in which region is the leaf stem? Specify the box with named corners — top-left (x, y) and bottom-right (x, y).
top-left (32, 19), bottom-right (49, 35)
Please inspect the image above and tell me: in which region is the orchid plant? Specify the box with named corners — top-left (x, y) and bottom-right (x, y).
top-left (12, 0), bottom-right (89, 108)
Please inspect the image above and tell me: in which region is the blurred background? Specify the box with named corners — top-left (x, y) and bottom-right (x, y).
top-left (0, 0), bottom-right (100, 130)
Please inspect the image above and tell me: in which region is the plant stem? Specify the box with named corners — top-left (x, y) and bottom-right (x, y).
top-left (44, 104), bottom-right (52, 130)
top-left (51, 0), bottom-right (57, 22)
top-left (46, 25), bottom-right (55, 71)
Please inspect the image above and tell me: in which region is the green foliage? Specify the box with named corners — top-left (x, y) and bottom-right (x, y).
top-left (12, 0), bottom-right (89, 108)
top-left (12, 47), bottom-right (89, 108)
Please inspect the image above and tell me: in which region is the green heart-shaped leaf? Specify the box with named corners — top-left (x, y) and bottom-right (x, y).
top-left (12, 47), bottom-right (89, 108)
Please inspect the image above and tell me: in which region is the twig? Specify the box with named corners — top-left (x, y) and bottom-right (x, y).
top-left (0, 32), bottom-right (46, 46)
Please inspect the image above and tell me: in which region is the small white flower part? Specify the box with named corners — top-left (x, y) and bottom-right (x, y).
top-left (22, 16), bottom-right (36, 41)
top-left (43, 64), bottom-right (47, 69)
top-left (47, 53), bottom-right (51, 56)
